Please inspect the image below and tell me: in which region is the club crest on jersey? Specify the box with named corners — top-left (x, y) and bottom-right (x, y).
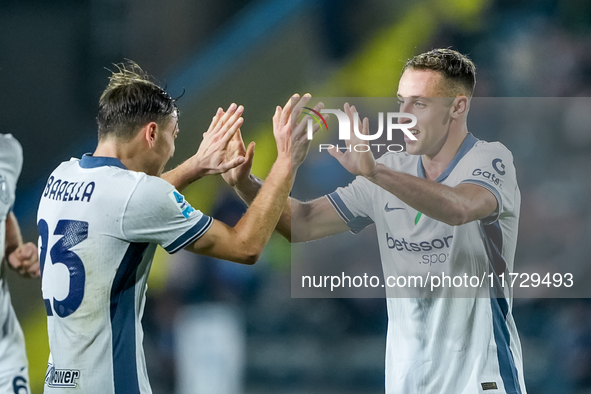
top-left (0, 174), bottom-right (9, 204)
top-left (168, 190), bottom-right (195, 219)
top-left (45, 364), bottom-right (80, 388)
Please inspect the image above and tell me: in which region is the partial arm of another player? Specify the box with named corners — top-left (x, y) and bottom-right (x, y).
top-left (328, 104), bottom-right (497, 226)
top-left (5, 212), bottom-right (40, 278)
top-left (186, 95), bottom-right (301, 264)
top-left (226, 173), bottom-right (349, 243)
top-left (162, 103), bottom-right (246, 191)
top-left (221, 95), bottom-right (349, 243)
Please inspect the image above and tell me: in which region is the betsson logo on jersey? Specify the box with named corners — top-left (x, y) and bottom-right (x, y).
top-left (168, 190), bottom-right (195, 219)
top-left (386, 233), bottom-right (454, 253)
top-left (386, 233), bottom-right (454, 265)
top-left (304, 107), bottom-right (418, 153)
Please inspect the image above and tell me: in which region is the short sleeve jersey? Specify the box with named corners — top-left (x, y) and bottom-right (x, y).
top-left (0, 134), bottom-right (28, 376)
top-left (327, 134), bottom-right (527, 394)
top-left (37, 154), bottom-right (212, 394)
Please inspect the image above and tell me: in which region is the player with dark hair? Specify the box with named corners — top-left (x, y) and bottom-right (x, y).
top-left (37, 61), bottom-right (321, 393)
top-left (223, 49), bottom-right (527, 393)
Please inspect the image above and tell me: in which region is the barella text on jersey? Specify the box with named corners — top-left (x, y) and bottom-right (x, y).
top-left (42, 176), bottom-right (95, 202)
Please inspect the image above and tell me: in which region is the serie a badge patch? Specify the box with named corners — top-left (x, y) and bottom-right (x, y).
top-left (168, 190), bottom-right (195, 219)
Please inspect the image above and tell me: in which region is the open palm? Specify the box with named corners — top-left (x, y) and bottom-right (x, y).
top-left (328, 103), bottom-right (377, 177)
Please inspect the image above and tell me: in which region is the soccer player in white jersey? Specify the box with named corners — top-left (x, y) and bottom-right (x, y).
top-left (37, 62), bottom-right (319, 393)
top-left (1, 133), bottom-right (40, 394)
top-left (223, 49), bottom-right (527, 393)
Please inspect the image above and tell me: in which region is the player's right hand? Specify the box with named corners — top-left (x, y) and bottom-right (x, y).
top-left (192, 103), bottom-right (245, 177)
top-left (8, 242), bottom-right (40, 278)
top-left (273, 93), bottom-right (325, 167)
top-left (328, 102), bottom-right (377, 177)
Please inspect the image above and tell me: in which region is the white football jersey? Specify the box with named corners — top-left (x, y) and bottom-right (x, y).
top-left (327, 134), bottom-right (527, 394)
top-left (0, 134), bottom-right (30, 387)
top-left (37, 154), bottom-right (212, 394)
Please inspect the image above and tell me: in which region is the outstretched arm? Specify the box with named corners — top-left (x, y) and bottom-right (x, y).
top-left (5, 212), bottom-right (40, 278)
top-left (162, 103), bottom-right (246, 191)
top-left (328, 103), bottom-right (497, 226)
top-left (224, 174), bottom-right (348, 243)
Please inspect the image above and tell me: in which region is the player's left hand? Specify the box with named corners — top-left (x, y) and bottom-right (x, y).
top-left (328, 103), bottom-right (377, 177)
top-left (221, 126), bottom-right (256, 188)
top-left (7, 242), bottom-right (40, 278)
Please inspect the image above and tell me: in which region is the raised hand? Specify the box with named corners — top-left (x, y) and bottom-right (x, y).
top-left (221, 128), bottom-right (255, 188)
top-left (8, 242), bottom-right (40, 278)
top-left (192, 103), bottom-right (246, 176)
top-left (163, 103), bottom-right (248, 191)
top-left (272, 94), bottom-right (297, 161)
top-left (328, 103), bottom-right (377, 177)
top-left (273, 94), bottom-right (326, 167)
top-left (290, 94), bottom-right (325, 170)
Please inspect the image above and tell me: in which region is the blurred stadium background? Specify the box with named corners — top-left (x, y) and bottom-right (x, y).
top-left (2, 0), bottom-right (591, 393)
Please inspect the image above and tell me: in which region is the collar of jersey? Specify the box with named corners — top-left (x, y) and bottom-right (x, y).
top-left (79, 153), bottom-right (127, 169)
top-left (416, 132), bottom-right (478, 183)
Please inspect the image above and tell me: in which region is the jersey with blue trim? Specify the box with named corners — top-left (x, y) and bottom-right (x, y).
top-left (327, 134), bottom-right (527, 394)
top-left (37, 154), bottom-right (212, 394)
top-left (0, 134), bottom-right (29, 378)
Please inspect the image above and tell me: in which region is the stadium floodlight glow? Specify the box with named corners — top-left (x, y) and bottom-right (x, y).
top-left (306, 109), bottom-right (418, 141)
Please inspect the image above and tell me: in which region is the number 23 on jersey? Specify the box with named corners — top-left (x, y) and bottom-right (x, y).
top-left (38, 219), bottom-right (88, 317)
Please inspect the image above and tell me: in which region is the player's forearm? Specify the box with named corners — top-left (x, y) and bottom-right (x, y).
top-left (4, 212), bottom-right (23, 258)
top-left (232, 174), bottom-right (295, 242)
top-left (231, 174), bottom-right (263, 205)
top-left (366, 163), bottom-right (477, 226)
top-left (274, 199), bottom-right (293, 242)
top-left (233, 158), bottom-right (292, 258)
top-left (162, 156), bottom-right (204, 192)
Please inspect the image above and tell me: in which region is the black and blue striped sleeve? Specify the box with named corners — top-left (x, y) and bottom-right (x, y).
top-left (325, 176), bottom-right (375, 234)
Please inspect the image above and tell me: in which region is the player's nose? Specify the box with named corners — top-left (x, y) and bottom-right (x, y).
top-left (397, 113), bottom-right (414, 124)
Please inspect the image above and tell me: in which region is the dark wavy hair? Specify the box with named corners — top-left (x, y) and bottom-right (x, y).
top-left (403, 48), bottom-right (476, 97)
top-left (97, 60), bottom-right (178, 141)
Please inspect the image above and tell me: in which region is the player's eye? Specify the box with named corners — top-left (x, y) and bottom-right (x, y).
top-left (414, 102), bottom-right (426, 108)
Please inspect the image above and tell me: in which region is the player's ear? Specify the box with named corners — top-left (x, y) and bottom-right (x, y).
top-left (142, 122), bottom-right (159, 148)
top-left (450, 96), bottom-right (469, 119)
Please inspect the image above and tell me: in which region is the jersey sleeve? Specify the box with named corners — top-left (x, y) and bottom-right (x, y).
top-left (326, 175), bottom-right (375, 234)
top-left (122, 175), bottom-right (213, 253)
top-left (457, 141), bottom-right (518, 224)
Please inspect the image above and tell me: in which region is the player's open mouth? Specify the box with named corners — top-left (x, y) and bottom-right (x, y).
top-left (403, 129), bottom-right (420, 144)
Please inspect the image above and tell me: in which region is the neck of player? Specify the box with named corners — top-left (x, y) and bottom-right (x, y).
top-left (421, 123), bottom-right (469, 181)
top-left (93, 138), bottom-right (164, 177)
